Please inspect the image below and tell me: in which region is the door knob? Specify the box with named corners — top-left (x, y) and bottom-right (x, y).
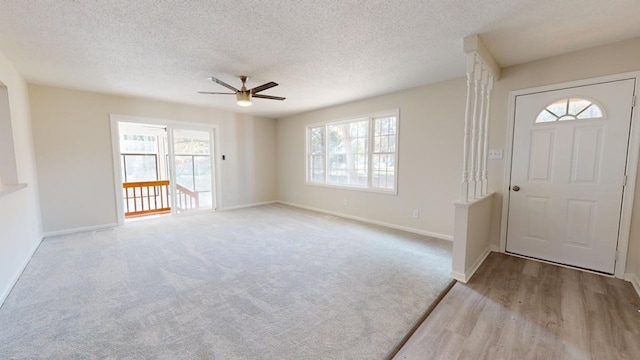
top-left (512, 185), bottom-right (520, 191)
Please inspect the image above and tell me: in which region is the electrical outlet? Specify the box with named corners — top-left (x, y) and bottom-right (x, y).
top-left (412, 210), bottom-right (419, 219)
top-left (488, 149), bottom-right (503, 160)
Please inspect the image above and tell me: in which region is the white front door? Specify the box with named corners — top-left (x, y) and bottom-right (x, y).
top-left (506, 79), bottom-right (635, 273)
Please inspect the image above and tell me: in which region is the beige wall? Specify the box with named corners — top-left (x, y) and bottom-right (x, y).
top-left (0, 52), bottom-right (42, 305)
top-left (29, 85), bottom-right (277, 233)
top-left (488, 37), bottom-right (640, 279)
top-left (277, 78), bottom-right (465, 239)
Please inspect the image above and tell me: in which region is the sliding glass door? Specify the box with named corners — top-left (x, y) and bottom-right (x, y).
top-left (170, 128), bottom-right (215, 214)
top-left (114, 117), bottom-right (219, 222)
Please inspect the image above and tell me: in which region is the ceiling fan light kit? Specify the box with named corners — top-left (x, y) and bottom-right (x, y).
top-left (236, 92), bottom-right (252, 107)
top-left (199, 75), bottom-right (285, 107)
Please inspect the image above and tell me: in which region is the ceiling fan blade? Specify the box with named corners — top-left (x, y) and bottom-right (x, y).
top-left (253, 94), bottom-right (286, 101)
top-left (207, 76), bottom-right (239, 92)
top-left (250, 81), bottom-right (278, 94)
top-left (198, 91), bottom-right (235, 95)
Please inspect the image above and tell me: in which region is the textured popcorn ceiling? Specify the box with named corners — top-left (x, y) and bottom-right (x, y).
top-left (0, 0), bottom-right (638, 118)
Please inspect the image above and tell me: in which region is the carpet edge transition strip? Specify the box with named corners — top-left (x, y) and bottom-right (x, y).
top-left (385, 279), bottom-right (457, 360)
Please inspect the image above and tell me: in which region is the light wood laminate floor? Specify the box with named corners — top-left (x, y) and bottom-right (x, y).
top-left (393, 252), bottom-right (640, 360)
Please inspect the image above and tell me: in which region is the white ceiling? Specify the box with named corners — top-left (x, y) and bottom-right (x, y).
top-left (0, 0), bottom-right (638, 118)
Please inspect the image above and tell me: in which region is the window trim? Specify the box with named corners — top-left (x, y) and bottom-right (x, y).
top-left (305, 109), bottom-right (400, 195)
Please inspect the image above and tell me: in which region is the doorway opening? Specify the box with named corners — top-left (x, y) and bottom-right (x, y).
top-left (119, 122), bottom-right (170, 219)
top-left (111, 116), bottom-right (219, 223)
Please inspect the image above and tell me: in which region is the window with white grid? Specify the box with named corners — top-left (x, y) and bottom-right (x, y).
top-left (308, 126), bottom-right (325, 183)
top-left (306, 110), bottom-right (399, 194)
top-left (372, 115), bottom-right (397, 190)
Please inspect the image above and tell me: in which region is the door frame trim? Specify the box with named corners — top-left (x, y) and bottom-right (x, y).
top-left (109, 114), bottom-right (223, 226)
top-left (499, 71), bottom-right (640, 278)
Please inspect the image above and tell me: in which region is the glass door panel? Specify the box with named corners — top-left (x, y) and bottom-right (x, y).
top-left (171, 128), bottom-right (213, 213)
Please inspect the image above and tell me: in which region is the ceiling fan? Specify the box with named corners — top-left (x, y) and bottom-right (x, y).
top-left (198, 75), bottom-right (285, 107)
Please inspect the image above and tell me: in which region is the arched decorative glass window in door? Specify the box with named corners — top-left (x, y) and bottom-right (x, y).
top-left (535, 97), bottom-right (604, 123)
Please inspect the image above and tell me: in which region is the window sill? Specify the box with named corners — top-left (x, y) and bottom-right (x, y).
top-left (304, 181), bottom-right (397, 195)
top-left (0, 183), bottom-right (27, 198)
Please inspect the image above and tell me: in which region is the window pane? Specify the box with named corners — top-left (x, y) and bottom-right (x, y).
top-left (568, 98), bottom-right (591, 115)
top-left (537, 98), bottom-right (604, 123)
top-left (174, 130), bottom-right (210, 155)
top-left (328, 153), bottom-right (346, 184)
top-left (373, 114), bottom-right (398, 174)
top-left (546, 99), bottom-right (568, 117)
top-left (328, 124), bottom-right (344, 154)
top-left (310, 126), bottom-right (325, 154)
top-left (120, 135), bottom-right (158, 153)
top-left (536, 110), bottom-right (557, 123)
top-left (173, 129), bottom-right (212, 213)
top-left (327, 121), bottom-right (368, 186)
top-left (193, 155), bottom-right (213, 207)
top-left (198, 192), bottom-right (213, 208)
top-left (311, 155), bottom-right (325, 182)
top-left (577, 104), bottom-right (603, 119)
top-left (122, 155), bottom-right (157, 182)
top-left (194, 156), bottom-right (212, 192)
top-left (175, 155), bottom-right (194, 190)
top-left (372, 153), bottom-right (395, 190)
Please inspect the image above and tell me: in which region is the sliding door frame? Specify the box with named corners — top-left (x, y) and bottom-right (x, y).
top-left (109, 114), bottom-right (222, 226)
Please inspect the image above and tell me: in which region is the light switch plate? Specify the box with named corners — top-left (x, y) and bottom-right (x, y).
top-left (488, 149), bottom-right (503, 159)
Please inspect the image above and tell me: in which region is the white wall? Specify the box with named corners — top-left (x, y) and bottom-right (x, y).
top-left (277, 78), bottom-right (465, 240)
top-left (0, 52), bottom-right (42, 305)
top-left (29, 85), bottom-right (277, 234)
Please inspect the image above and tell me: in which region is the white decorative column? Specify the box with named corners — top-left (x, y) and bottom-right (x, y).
top-left (460, 55), bottom-right (476, 202)
top-left (475, 69), bottom-right (487, 198)
top-left (458, 34), bottom-right (500, 202)
top-left (482, 75), bottom-right (493, 196)
top-left (452, 34), bottom-right (501, 283)
top-left (469, 60), bottom-right (482, 199)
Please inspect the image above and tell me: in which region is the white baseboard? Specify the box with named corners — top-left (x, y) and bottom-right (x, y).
top-left (449, 270), bottom-right (466, 283)
top-left (450, 246), bottom-right (492, 283)
top-left (624, 273), bottom-right (640, 298)
top-left (221, 200), bottom-right (278, 211)
top-left (490, 244), bottom-right (500, 252)
top-left (278, 201), bottom-right (453, 241)
top-left (0, 236), bottom-right (43, 308)
top-left (43, 223), bottom-right (119, 238)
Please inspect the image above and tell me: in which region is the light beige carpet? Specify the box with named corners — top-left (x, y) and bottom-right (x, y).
top-left (0, 204), bottom-right (452, 359)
